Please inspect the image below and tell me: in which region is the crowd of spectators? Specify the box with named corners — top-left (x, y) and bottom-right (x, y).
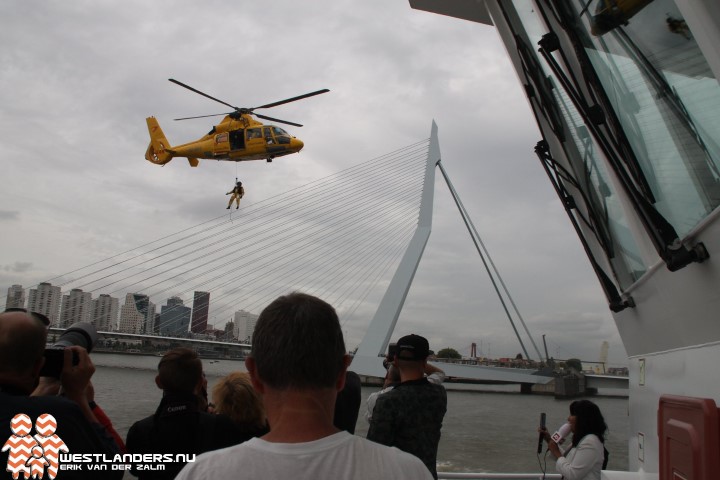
top-left (3, 292), bottom-right (616, 479)
top-left (2, 293), bottom-right (610, 479)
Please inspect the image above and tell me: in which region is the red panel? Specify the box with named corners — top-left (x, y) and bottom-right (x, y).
top-left (658, 395), bottom-right (720, 480)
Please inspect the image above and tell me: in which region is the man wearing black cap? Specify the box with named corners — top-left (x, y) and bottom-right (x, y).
top-left (367, 334), bottom-right (447, 479)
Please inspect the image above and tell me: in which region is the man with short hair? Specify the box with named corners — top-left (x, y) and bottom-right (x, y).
top-left (0, 310), bottom-right (122, 480)
top-left (125, 348), bottom-right (249, 480)
top-left (176, 292), bottom-right (432, 480)
top-left (367, 334), bottom-right (447, 479)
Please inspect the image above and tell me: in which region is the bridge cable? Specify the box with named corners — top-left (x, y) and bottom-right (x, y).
top-left (437, 160), bottom-right (543, 361)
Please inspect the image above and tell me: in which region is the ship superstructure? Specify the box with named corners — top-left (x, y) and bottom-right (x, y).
top-left (408, 1), bottom-right (720, 477)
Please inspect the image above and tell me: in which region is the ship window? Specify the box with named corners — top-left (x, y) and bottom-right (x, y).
top-left (512, 0), bottom-right (647, 288)
top-left (570, 0), bottom-right (720, 237)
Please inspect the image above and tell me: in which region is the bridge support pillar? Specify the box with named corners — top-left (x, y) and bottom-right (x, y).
top-left (520, 383), bottom-right (533, 394)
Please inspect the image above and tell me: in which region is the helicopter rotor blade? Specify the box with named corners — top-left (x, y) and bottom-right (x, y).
top-left (253, 88), bottom-right (330, 110)
top-left (254, 113), bottom-right (303, 128)
top-left (169, 79), bottom-right (239, 111)
top-left (168, 80), bottom-right (328, 126)
top-left (173, 112), bottom-right (233, 121)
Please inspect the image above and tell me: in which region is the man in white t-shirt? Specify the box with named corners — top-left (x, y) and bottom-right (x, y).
top-left (176, 292), bottom-right (432, 480)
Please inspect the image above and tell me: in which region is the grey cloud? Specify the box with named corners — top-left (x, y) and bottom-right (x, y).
top-left (2, 262), bottom-right (33, 273)
top-left (0, 211), bottom-right (20, 221)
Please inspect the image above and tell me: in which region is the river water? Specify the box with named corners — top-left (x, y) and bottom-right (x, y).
top-left (90, 353), bottom-right (628, 475)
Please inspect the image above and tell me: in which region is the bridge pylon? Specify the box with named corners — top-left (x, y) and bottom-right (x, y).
top-left (351, 121), bottom-right (440, 378)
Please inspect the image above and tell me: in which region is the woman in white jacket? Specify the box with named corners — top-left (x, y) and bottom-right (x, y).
top-left (542, 400), bottom-right (608, 480)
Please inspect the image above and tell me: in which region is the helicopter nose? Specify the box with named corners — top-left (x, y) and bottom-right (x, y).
top-left (291, 138), bottom-right (304, 151)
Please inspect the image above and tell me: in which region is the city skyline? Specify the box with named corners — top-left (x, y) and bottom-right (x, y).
top-left (4, 282), bottom-right (616, 364)
top-left (3, 283), bottom-right (257, 341)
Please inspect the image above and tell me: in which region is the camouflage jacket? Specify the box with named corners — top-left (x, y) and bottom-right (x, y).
top-left (366, 378), bottom-right (447, 479)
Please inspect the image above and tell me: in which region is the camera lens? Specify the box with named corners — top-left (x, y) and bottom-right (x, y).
top-left (54, 322), bottom-right (98, 352)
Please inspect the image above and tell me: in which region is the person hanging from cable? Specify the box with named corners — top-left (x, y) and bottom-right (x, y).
top-left (226, 179), bottom-right (244, 209)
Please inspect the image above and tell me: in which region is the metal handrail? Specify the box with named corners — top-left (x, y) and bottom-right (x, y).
top-left (438, 472), bottom-right (657, 480)
top-left (438, 474), bottom-right (560, 479)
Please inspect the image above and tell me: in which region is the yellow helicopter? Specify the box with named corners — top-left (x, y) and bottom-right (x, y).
top-left (145, 79), bottom-right (329, 167)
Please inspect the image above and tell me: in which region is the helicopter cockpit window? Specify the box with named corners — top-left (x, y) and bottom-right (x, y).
top-left (246, 128), bottom-right (262, 140)
top-left (272, 126), bottom-right (291, 145)
top-left (263, 127), bottom-right (274, 144)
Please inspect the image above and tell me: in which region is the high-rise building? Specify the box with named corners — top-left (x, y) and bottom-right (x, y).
top-left (190, 291), bottom-right (210, 334)
top-left (159, 296), bottom-right (191, 337)
top-left (27, 282), bottom-right (62, 327)
top-left (224, 321), bottom-right (235, 341)
top-left (119, 293), bottom-right (146, 334)
top-left (60, 288), bottom-right (92, 328)
top-left (5, 284), bottom-right (26, 309)
top-left (144, 300), bottom-right (157, 334)
top-left (126, 293), bottom-right (156, 334)
top-left (233, 310), bottom-right (259, 343)
top-left (92, 294), bottom-right (119, 332)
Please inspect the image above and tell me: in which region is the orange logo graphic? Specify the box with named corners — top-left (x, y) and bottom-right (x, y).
top-left (2, 413), bottom-right (67, 479)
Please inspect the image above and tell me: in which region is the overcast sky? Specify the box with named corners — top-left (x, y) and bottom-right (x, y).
top-left (0, 0), bottom-right (628, 366)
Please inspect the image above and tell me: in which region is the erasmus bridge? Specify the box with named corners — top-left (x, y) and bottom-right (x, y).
top-left (19, 122), bottom-right (558, 386)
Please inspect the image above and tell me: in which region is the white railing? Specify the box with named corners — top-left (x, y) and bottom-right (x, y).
top-left (438, 472), bottom-right (657, 480)
top-left (438, 474), bottom-right (560, 479)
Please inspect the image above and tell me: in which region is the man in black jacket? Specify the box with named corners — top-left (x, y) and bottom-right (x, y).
top-left (0, 310), bottom-right (122, 480)
top-left (125, 348), bottom-right (250, 479)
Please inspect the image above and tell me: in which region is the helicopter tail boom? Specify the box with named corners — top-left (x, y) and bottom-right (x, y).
top-left (145, 117), bottom-right (174, 165)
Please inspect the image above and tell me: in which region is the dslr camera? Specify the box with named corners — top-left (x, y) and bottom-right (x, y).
top-left (40, 322), bottom-right (98, 378)
top-left (383, 343), bottom-right (399, 369)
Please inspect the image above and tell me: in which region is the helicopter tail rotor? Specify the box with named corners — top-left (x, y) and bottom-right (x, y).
top-left (145, 117), bottom-right (174, 165)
